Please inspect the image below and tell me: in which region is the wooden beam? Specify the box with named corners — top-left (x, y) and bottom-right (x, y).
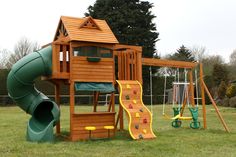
top-left (62, 45), bottom-right (67, 72)
top-left (202, 81), bottom-right (230, 132)
top-left (200, 63), bottom-right (207, 129)
top-left (137, 52), bottom-right (142, 83)
top-left (93, 91), bottom-right (99, 112)
top-left (118, 104), bottom-right (124, 130)
top-left (114, 44), bottom-right (142, 52)
top-left (142, 58), bottom-right (197, 69)
top-left (55, 83), bottom-right (60, 134)
top-left (69, 81), bottom-right (75, 138)
top-left (189, 70), bottom-right (195, 107)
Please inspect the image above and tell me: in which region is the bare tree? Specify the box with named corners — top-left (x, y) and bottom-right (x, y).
top-left (229, 49), bottom-right (236, 66)
top-left (0, 49), bottom-right (11, 69)
top-left (5, 37), bottom-right (40, 69)
top-left (190, 45), bottom-right (206, 62)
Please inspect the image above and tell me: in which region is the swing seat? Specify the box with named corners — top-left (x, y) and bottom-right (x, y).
top-left (163, 113), bottom-right (193, 120)
top-left (178, 116), bottom-right (192, 120)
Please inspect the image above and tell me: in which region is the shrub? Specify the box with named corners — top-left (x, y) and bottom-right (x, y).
top-left (226, 84), bottom-right (236, 98)
top-left (217, 81), bottom-right (227, 99)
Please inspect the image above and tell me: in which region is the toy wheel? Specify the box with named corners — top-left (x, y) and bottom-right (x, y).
top-left (172, 120), bottom-right (182, 128)
top-left (190, 121), bottom-right (200, 129)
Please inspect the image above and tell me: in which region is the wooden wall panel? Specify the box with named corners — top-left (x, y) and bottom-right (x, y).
top-left (70, 112), bottom-right (116, 141)
top-left (71, 57), bottom-right (114, 82)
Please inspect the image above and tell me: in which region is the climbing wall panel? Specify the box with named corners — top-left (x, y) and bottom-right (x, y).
top-left (117, 80), bottom-right (156, 140)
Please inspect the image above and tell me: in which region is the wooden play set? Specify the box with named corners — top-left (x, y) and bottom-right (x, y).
top-left (48, 16), bottom-right (229, 141)
top-left (8, 16), bottom-right (230, 142)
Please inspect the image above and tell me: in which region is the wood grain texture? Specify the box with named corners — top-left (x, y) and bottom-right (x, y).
top-left (70, 112), bottom-right (116, 141)
top-left (71, 56), bottom-right (114, 82)
top-left (54, 16), bottom-right (119, 44)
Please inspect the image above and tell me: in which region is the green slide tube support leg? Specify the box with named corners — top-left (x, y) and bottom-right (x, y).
top-left (7, 46), bottom-right (60, 142)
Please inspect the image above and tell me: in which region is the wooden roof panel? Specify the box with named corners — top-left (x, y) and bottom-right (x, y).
top-left (59, 16), bottom-right (119, 44)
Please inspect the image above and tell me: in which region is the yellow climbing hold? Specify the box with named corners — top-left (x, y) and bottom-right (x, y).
top-left (126, 84), bottom-right (131, 89)
top-left (133, 100), bottom-right (137, 104)
top-left (136, 112), bottom-right (140, 118)
top-left (143, 129), bottom-right (147, 134)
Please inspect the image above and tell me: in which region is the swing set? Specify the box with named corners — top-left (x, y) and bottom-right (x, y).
top-left (143, 58), bottom-right (230, 132)
top-left (162, 68), bottom-right (200, 128)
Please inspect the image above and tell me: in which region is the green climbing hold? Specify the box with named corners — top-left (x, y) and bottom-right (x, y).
top-left (125, 95), bottom-right (130, 100)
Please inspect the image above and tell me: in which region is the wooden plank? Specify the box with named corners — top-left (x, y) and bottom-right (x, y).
top-left (71, 42), bottom-right (114, 49)
top-left (63, 45), bottom-right (67, 72)
top-left (93, 92), bottom-right (99, 112)
top-left (72, 71), bottom-right (113, 76)
top-left (134, 51), bottom-right (137, 80)
top-left (114, 44), bottom-right (142, 52)
top-left (127, 52), bottom-right (130, 80)
top-left (69, 81), bottom-right (75, 138)
top-left (72, 57), bottom-right (113, 62)
top-left (142, 58), bottom-right (197, 69)
top-left (202, 81), bottom-right (230, 132)
top-left (72, 79), bottom-right (113, 83)
top-left (72, 64), bottom-right (113, 69)
top-left (200, 63), bottom-right (207, 129)
top-left (55, 84), bottom-right (60, 134)
top-left (71, 68), bottom-right (113, 73)
top-left (71, 74), bottom-right (113, 79)
top-left (189, 70), bottom-right (195, 107)
top-left (137, 52), bottom-right (142, 83)
top-left (52, 44), bottom-right (58, 75)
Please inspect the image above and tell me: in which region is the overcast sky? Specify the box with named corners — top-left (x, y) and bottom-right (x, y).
top-left (0, 0), bottom-right (235, 62)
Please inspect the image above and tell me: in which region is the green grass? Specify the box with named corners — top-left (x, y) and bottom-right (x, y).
top-left (0, 105), bottom-right (235, 157)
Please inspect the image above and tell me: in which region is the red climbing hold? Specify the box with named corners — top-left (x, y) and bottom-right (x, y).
top-left (129, 104), bottom-right (133, 109)
top-left (133, 90), bottom-right (137, 95)
top-left (143, 118), bottom-right (148, 124)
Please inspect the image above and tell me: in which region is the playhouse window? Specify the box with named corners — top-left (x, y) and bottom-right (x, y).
top-left (73, 46), bottom-right (112, 58)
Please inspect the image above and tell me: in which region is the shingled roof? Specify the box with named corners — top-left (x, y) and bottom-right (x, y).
top-left (54, 16), bottom-right (119, 44)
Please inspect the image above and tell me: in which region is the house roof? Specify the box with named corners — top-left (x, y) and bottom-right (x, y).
top-left (54, 16), bottom-right (119, 44)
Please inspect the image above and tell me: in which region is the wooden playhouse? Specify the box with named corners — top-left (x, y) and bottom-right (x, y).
top-left (46, 16), bottom-right (143, 141)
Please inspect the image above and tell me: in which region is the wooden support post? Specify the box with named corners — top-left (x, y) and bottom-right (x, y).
top-left (202, 81), bottom-right (230, 132)
top-left (108, 93), bottom-right (115, 112)
top-left (115, 105), bottom-right (124, 131)
top-left (189, 70), bottom-right (195, 107)
top-left (200, 63), bottom-right (207, 129)
top-left (70, 81), bottom-right (75, 137)
top-left (127, 52), bottom-right (130, 80)
top-left (134, 51), bottom-right (137, 80)
top-left (111, 93), bottom-right (115, 112)
top-left (136, 51), bottom-right (142, 84)
top-left (55, 83), bottom-right (60, 134)
top-left (93, 91), bottom-right (99, 112)
top-left (119, 104), bottom-right (124, 130)
top-left (62, 45), bottom-right (67, 72)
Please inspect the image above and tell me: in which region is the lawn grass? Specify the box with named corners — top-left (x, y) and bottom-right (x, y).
top-left (0, 104), bottom-right (235, 157)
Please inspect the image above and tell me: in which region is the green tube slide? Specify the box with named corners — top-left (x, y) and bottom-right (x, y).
top-left (7, 46), bottom-right (60, 142)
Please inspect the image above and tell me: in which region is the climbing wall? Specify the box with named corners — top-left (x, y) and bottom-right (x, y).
top-left (117, 80), bottom-right (156, 140)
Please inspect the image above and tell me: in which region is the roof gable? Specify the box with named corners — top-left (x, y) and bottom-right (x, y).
top-left (79, 16), bottom-right (101, 30)
top-left (54, 16), bottom-right (119, 44)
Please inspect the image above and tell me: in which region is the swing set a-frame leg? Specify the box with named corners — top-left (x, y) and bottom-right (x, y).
top-left (202, 81), bottom-right (230, 133)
